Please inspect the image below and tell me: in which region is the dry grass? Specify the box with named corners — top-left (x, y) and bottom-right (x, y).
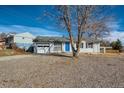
top-left (0, 49), bottom-right (27, 56)
top-left (106, 50), bottom-right (119, 53)
top-left (0, 54), bottom-right (124, 88)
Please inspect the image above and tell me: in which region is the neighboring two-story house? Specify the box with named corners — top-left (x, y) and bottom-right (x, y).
top-left (6, 32), bottom-right (35, 51)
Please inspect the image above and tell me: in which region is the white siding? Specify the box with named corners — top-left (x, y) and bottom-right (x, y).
top-left (14, 32), bottom-right (35, 44)
top-left (80, 41), bottom-right (100, 53)
top-left (13, 32), bottom-right (35, 50)
top-left (63, 41), bottom-right (100, 53)
top-left (34, 40), bottom-right (100, 54)
top-left (93, 43), bottom-right (100, 53)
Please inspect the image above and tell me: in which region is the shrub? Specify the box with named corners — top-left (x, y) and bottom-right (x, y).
top-left (111, 39), bottom-right (122, 52)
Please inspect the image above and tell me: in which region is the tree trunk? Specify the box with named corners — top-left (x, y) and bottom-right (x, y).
top-left (72, 50), bottom-right (79, 57)
top-left (68, 31), bottom-right (81, 57)
top-left (68, 31), bottom-right (78, 57)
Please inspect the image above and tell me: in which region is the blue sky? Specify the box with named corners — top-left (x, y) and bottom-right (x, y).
top-left (0, 5), bottom-right (124, 44)
top-left (0, 5), bottom-right (67, 36)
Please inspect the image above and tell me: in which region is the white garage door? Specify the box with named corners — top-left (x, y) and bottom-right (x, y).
top-left (37, 46), bottom-right (50, 53)
top-left (37, 43), bottom-right (50, 54)
top-left (37, 47), bottom-right (44, 53)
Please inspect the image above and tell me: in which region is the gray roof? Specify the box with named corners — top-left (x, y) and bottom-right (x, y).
top-left (33, 36), bottom-right (70, 42)
top-left (33, 36), bottom-right (100, 43)
top-left (82, 37), bottom-right (100, 43)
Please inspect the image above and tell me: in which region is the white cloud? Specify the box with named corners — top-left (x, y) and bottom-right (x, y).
top-left (104, 21), bottom-right (124, 45)
top-left (105, 31), bottom-right (124, 45)
top-left (107, 21), bottom-right (120, 30)
top-left (0, 25), bottom-right (63, 36)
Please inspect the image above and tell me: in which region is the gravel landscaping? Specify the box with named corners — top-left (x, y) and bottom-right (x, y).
top-left (0, 54), bottom-right (124, 88)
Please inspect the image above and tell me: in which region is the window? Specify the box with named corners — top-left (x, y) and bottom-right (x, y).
top-left (80, 43), bottom-right (84, 48)
top-left (54, 42), bottom-right (62, 51)
top-left (86, 43), bottom-right (93, 48)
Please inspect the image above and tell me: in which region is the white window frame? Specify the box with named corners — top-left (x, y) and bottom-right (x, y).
top-left (54, 42), bottom-right (62, 51)
top-left (86, 43), bottom-right (93, 48)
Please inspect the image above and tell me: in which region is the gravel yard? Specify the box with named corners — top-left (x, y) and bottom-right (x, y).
top-left (0, 54), bottom-right (124, 88)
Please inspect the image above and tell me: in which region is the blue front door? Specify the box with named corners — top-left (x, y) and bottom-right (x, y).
top-left (65, 42), bottom-right (70, 52)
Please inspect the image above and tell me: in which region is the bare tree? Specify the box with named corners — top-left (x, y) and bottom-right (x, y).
top-left (0, 32), bottom-right (7, 39)
top-left (40, 5), bottom-right (112, 57)
top-left (87, 21), bottom-right (110, 39)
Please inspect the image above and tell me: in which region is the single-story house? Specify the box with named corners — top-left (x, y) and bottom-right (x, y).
top-left (6, 32), bottom-right (35, 51)
top-left (33, 36), bottom-right (100, 54)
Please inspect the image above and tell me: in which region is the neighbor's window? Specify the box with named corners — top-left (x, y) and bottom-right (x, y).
top-left (86, 43), bottom-right (93, 48)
